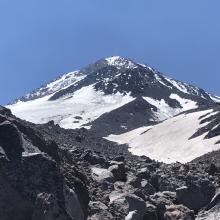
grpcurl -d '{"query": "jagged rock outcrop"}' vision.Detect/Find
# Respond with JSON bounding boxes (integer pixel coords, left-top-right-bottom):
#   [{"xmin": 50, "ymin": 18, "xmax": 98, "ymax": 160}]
[{"xmin": 0, "ymin": 108, "xmax": 89, "ymax": 220}]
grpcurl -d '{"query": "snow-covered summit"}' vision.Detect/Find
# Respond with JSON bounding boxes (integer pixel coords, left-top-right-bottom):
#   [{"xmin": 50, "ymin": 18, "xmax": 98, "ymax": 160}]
[{"xmin": 104, "ymin": 56, "xmax": 137, "ymax": 69}]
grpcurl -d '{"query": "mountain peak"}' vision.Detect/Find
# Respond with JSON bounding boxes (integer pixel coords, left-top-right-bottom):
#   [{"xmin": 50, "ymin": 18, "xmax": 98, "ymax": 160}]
[
  {"xmin": 8, "ymin": 56, "xmax": 220, "ymax": 135},
  {"xmin": 104, "ymin": 56, "xmax": 137, "ymax": 68},
  {"xmin": 81, "ymin": 56, "xmax": 138, "ymax": 74}
]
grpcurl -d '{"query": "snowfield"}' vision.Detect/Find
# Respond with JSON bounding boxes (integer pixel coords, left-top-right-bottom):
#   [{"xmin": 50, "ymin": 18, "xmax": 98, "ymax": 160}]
[
  {"xmin": 105, "ymin": 126, "xmax": 153, "ymax": 145},
  {"xmin": 8, "ymin": 85, "xmax": 134, "ymax": 129},
  {"xmin": 143, "ymin": 94, "xmax": 197, "ymax": 121},
  {"xmin": 106, "ymin": 109, "xmax": 220, "ymax": 163}
]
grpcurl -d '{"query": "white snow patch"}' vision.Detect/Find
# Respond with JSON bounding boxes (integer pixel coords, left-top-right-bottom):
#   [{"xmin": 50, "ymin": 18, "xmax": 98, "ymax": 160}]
[
  {"xmin": 212, "ymin": 124, "xmax": 219, "ymax": 131},
  {"xmin": 22, "ymin": 152, "xmax": 41, "ymax": 157},
  {"xmin": 154, "ymin": 74, "xmax": 172, "ymax": 89},
  {"xmin": 105, "ymin": 56, "xmax": 136, "ymax": 69},
  {"xmin": 164, "ymin": 77, "xmax": 191, "ymax": 94},
  {"xmin": 127, "ymin": 109, "xmax": 220, "ymax": 163},
  {"xmin": 143, "ymin": 97, "xmax": 181, "ymax": 121},
  {"xmin": 142, "ymin": 94, "xmax": 197, "ymax": 121},
  {"xmin": 125, "ymin": 211, "xmax": 138, "ymax": 220},
  {"xmin": 170, "ymin": 93, "xmax": 198, "ymax": 111},
  {"xmin": 105, "ymin": 56, "xmax": 121, "ymax": 64},
  {"xmin": 46, "ymin": 71, "xmax": 84, "ymax": 92},
  {"xmin": 21, "ymin": 71, "xmax": 85, "ymax": 101},
  {"xmin": 8, "ymin": 85, "xmax": 134, "ymax": 129},
  {"xmin": 210, "ymin": 94, "xmax": 220, "ymax": 103},
  {"xmin": 91, "ymin": 167, "xmax": 112, "ymax": 177}
]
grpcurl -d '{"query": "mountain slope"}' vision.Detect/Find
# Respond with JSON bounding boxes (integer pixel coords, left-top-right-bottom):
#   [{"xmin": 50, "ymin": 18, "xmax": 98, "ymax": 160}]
[
  {"xmin": 0, "ymin": 106, "xmax": 219, "ymax": 220},
  {"xmin": 8, "ymin": 56, "xmax": 219, "ymax": 136}
]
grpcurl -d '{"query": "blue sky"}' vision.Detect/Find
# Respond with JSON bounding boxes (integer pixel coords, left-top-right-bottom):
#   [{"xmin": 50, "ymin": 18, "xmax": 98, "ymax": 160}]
[{"xmin": 0, "ymin": 0, "xmax": 220, "ymax": 104}]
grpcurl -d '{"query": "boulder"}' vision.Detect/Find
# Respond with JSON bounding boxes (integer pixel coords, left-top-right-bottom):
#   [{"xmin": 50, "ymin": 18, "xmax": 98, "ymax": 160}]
[
  {"xmin": 137, "ymin": 167, "xmax": 150, "ymax": 180},
  {"xmin": 150, "ymin": 192, "xmax": 176, "ymax": 220},
  {"xmin": 164, "ymin": 205, "xmax": 194, "ymax": 220},
  {"xmin": 0, "ymin": 150, "xmax": 87, "ymax": 220},
  {"xmin": 126, "ymin": 173, "xmax": 141, "ymax": 188},
  {"xmin": 91, "ymin": 167, "xmax": 115, "ymax": 183},
  {"xmin": 64, "ymin": 185, "xmax": 85, "ymax": 220},
  {"xmin": 150, "ymin": 174, "xmax": 160, "ymax": 191},
  {"xmin": 158, "ymin": 176, "xmax": 179, "ymax": 192},
  {"xmin": 176, "ymin": 179, "xmax": 215, "ymax": 211},
  {"xmin": 89, "ymin": 201, "xmax": 108, "ymax": 214},
  {"xmin": 108, "ymin": 162, "xmax": 127, "ymax": 182},
  {"xmin": 143, "ymin": 203, "xmax": 158, "ymax": 220},
  {"xmin": 110, "ymin": 193, "xmax": 146, "ymax": 219},
  {"xmin": 88, "ymin": 201, "xmax": 113, "ymax": 219},
  {"xmin": 0, "ymin": 121, "xmax": 24, "ymax": 160},
  {"xmin": 126, "ymin": 194, "xmax": 146, "ymax": 215},
  {"xmin": 141, "ymin": 180, "xmax": 156, "ymax": 196}
]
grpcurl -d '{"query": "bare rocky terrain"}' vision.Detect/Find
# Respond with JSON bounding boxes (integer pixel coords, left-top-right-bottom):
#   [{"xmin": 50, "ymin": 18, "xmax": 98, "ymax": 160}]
[{"xmin": 0, "ymin": 105, "xmax": 220, "ymax": 220}]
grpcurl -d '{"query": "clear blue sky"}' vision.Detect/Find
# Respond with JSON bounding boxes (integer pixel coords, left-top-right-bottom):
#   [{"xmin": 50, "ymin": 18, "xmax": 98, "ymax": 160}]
[{"xmin": 0, "ymin": 0, "xmax": 220, "ymax": 104}]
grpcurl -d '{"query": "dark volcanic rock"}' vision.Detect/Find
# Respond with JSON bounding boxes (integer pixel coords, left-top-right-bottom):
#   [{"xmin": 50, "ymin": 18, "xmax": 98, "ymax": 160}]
[
  {"xmin": 144, "ymin": 203, "xmax": 158, "ymax": 220},
  {"xmin": 141, "ymin": 180, "xmax": 156, "ymax": 196},
  {"xmin": 0, "ymin": 121, "xmax": 24, "ymax": 160},
  {"xmin": 0, "ymin": 114, "xmax": 89, "ymax": 220},
  {"xmin": 206, "ymin": 163, "xmax": 218, "ymax": 175},
  {"xmin": 176, "ymin": 180, "xmax": 215, "ymax": 212},
  {"xmin": 108, "ymin": 161, "xmax": 127, "ymax": 181},
  {"xmin": 89, "ymin": 97, "xmax": 157, "ymax": 136},
  {"xmin": 150, "ymin": 191, "xmax": 176, "ymax": 220},
  {"xmin": 0, "ymin": 106, "xmax": 12, "ymax": 116}
]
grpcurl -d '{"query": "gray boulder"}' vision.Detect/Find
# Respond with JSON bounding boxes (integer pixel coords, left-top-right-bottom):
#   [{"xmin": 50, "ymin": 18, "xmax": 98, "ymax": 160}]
[
  {"xmin": 91, "ymin": 166, "xmax": 115, "ymax": 183},
  {"xmin": 176, "ymin": 180, "xmax": 215, "ymax": 211},
  {"xmin": 137, "ymin": 167, "xmax": 150, "ymax": 180},
  {"xmin": 108, "ymin": 161, "xmax": 127, "ymax": 182},
  {"xmin": 141, "ymin": 180, "xmax": 156, "ymax": 196},
  {"xmin": 150, "ymin": 191, "xmax": 176, "ymax": 220},
  {"xmin": 164, "ymin": 205, "xmax": 194, "ymax": 220},
  {"xmin": 110, "ymin": 193, "xmax": 146, "ymax": 219},
  {"xmin": 88, "ymin": 201, "xmax": 113, "ymax": 219},
  {"xmin": 143, "ymin": 203, "xmax": 158, "ymax": 220},
  {"xmin": 0, "ymin": 121, "xmax": 24, "ymax": 160},
  {"xmin": 64, "ymin": 185, "xmax": 85, "ymax": 220}
]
